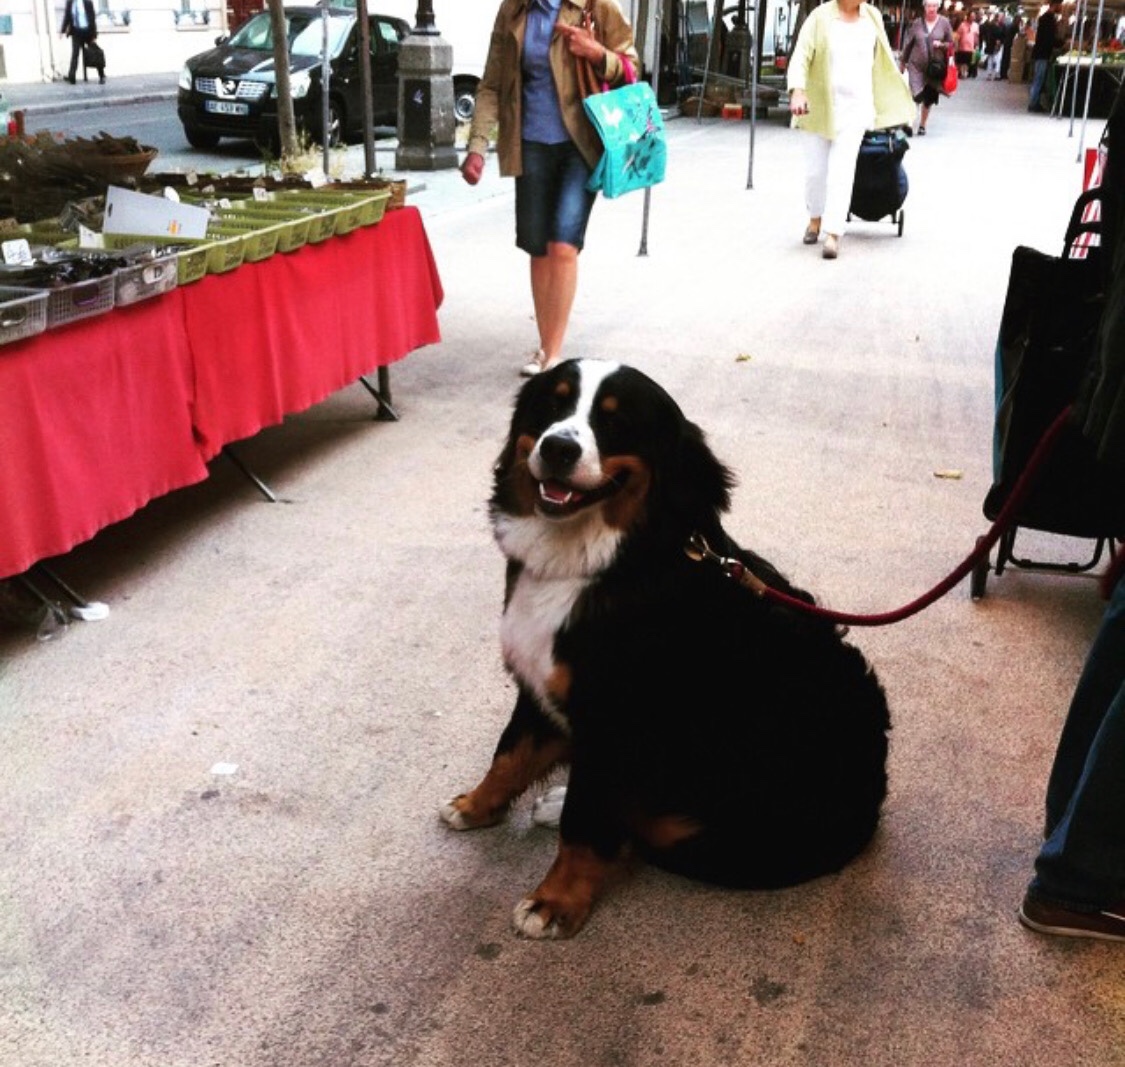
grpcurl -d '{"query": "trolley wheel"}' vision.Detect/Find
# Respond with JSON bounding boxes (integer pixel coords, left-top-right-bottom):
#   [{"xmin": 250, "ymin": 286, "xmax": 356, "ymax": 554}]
[
  {"xmin": 970, "ymin": 536, "xmax": 990, "ymax": 600},
  {"xmin": 897, "ymin": 209, "xmax": 904, "ymax": 236}
]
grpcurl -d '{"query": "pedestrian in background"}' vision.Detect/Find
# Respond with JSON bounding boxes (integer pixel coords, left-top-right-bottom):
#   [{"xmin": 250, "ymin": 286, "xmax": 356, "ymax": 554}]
[
  {"xmin": 981, "ymin": 12, "xmax": 1004, "ymax": 80},
  {"xmin": 786, "ymin": 0, "xmax": 914, "ymax": 260},
  {"xmin": 61, "ymin": 0, "xmax": 102, "ymax": 85},
  {"xmin": 461, "ymin": 0, "xmax": 638, "ymax": 378},
  {"xmin": 954, "ymin": 10, "xmax": 979, "ymax": 78},
  {"xmin": 1029, "ymin": 0, "xmax": 1064, "ymax": 112},
  {"xmin": 899, "ymin": 0, "xmax": 955, "ymax": 136}
]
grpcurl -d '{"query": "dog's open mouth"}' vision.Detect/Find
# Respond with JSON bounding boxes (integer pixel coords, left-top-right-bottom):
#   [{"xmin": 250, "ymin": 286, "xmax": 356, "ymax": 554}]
[{"xmin": 537, "ymin": 476, "xmax": 621, "ymax": 517}]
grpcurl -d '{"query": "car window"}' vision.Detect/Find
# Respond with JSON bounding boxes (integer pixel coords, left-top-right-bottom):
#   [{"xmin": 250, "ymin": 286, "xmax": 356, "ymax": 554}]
[
  {"xmin": 372, "ymin": 17, "xmax": 403, "ymax": 56},
  {"xmin": 227, "ymin": 11, "xmax": 316, "ymax": 50},
  {"xmin": 290, "ymin": 14, "xmax": 355, "ymax": 57}
]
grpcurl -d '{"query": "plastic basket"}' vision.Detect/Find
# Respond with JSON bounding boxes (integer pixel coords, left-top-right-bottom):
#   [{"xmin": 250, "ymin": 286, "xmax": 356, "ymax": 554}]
[
  {"xmin": 352, "ymin": 189, "xmax": 391, "ymax": 226},
  {"xmin": 113, "ymin": 250, "xmax": 180, "ymax": 306},
  {"xmin": 0, "ymin": 286, "xmax": 49, "ymax": 346},
  {"xmin": 201, "ymin": 231, "xmax": 246, "ymax": 274},
  {"xmin": 100, "ymin": 233, "xmax": 210, "ymax": 285},
  {"xmin": 209, "ymin": 220, "xmax": 280, "ymax": 264},
  {"xmin": 41, "ymin": 275, "xmax": 116, "ymax": 328},
  {"xmin": 226, "ymin": 207, "xmax": 311, "ymax": 253},
  {"xmin": 273, "ymin": 192, "xmax": 360, "ymax": 236}
]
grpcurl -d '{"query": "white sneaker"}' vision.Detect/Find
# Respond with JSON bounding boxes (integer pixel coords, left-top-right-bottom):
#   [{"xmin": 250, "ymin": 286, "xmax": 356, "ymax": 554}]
[{"xmin": 520, "ymin": 348, "xmax": 549, "ymax": 377}]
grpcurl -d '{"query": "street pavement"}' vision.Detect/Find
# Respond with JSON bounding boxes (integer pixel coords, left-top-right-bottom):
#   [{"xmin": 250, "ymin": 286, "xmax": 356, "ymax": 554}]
[{"xmin": 2, "ymin": 70, "xmax": 1123, "ymax": 1067}]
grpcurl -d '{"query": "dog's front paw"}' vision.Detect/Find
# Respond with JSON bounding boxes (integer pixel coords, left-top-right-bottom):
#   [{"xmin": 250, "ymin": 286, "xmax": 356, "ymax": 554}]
[
  {"xmin": 512, "ymin": 894, "xmax": 590, "ymax": 940},
  {"xmin": 438, "ymin": 794, "xmax": 506, "ymax": 831}
]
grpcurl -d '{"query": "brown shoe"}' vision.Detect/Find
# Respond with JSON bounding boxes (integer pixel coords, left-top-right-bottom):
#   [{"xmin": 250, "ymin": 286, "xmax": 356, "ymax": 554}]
[
  {"xmin": 822, "ymin": 234, "xmax": 839, "ymax": 260},
  {"xmin": 1019, "ymin": 892, "xmax": 1125, "ymax": 943},
  {"xmin": 802, "ymin": 223, "xmax": 820, "ymax": 245}
]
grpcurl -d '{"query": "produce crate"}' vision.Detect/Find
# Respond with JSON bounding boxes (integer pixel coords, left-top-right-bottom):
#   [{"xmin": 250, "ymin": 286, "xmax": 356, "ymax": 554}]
[
  {"xmin": 0, "ymin": 286, "xmax": 49, "ymax": 346},
  {"xmin": 209, "ymin": 219, "xmax": 281, "ymax": 264},
  {"xmin": 100, "ymin": 233, "xmax": 210, "ymax": 286},
  {"xmin": 112, "ymin": 248, "xmax": 180, "ymax": 306},
  {"xmin": 274, "ymin": 192, "xmax": 363, "ymax": 236},
  {"xmin": 40, "ymin": 274, "xmax": 116, "ymax": 329},
  {"xmin": 225, "ymin": 207, "xmax": 311, "ymax": 253},
  {"xmin": 341, "ymin": 189, "xmax": 391, "ymax": 226},
  {"xmin": 201, "ymin": 231, "xmax": 246, "ymax": 274}
]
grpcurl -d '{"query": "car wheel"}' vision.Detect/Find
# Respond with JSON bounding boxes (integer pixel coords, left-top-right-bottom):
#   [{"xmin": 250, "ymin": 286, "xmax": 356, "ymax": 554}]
[
  {"xmin": 183, "ymin": 124, "xmax": 220, "ymax": 149},
  {"xmin": 453, "ymin": 78, "xmax": 477, "ymax": 124}
]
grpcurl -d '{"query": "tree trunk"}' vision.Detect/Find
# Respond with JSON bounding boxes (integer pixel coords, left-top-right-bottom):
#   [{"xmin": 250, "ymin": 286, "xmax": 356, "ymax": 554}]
[{"xmin": 267, "ymin": 0, "xmax": 299, "ymax": 163}]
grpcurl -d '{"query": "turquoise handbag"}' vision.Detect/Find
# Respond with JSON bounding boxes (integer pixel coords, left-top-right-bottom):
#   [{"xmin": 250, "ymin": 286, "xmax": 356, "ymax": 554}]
[{"xmin": 583, "ymin": 59, "xmax": 667, "ymax": 199}]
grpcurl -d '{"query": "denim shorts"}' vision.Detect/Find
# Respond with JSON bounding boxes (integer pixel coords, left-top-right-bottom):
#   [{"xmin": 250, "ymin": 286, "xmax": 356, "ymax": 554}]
[{"xmin": 515, "ymin": 140, "xmax": 597, "ymax": 256}]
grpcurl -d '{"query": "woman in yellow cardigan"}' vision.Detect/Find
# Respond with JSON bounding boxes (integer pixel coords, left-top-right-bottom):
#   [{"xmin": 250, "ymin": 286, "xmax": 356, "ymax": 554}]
[{"xmin": 786, "ymin": 0, "xmax": 914, "ymax": 259}]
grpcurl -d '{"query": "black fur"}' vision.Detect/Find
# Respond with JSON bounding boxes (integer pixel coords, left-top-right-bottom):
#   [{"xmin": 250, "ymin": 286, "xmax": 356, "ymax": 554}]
[{"xmin": 455, "ymin": 360, "xmax": 890, "ymax": 933}]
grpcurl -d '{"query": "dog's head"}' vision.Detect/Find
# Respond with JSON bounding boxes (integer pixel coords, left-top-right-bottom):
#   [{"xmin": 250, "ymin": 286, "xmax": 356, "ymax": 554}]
[{"xmin": 490, "ymin": 360, "xmax": 734, "ymax": 577}]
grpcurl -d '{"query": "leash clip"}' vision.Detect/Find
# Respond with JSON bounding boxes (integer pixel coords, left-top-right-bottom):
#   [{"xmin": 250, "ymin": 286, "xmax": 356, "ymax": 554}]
[{"xmin": 684, "ymin": 532, "xmax": 766, "ymax": 596}]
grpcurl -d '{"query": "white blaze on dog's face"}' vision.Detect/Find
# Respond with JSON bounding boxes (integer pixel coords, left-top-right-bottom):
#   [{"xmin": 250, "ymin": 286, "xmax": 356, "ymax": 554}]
[{"xmin": 491, "ymin": 360, "xmax": 656, "ymax": 581}]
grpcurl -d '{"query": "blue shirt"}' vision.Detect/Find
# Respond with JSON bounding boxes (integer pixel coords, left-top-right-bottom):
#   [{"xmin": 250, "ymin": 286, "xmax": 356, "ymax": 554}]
[{"xmin": 522, "ymin": 0, "xmax": 569, "ymax": 144}]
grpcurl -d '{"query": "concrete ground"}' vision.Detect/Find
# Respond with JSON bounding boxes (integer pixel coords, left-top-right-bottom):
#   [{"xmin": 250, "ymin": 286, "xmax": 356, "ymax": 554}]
[{"xmin": 2, "ymin": 75, "xmax": 1123, "ymax": 1066}]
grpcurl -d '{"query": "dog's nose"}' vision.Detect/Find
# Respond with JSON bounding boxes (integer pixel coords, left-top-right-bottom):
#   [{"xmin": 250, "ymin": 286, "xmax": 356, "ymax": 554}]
[{"xmin": 538, "ymin": 433, "xmax": 582, "ymax": 472}]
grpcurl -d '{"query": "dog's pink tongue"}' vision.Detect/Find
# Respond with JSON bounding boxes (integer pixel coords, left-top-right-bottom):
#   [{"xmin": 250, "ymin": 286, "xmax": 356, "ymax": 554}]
[{"xmin": 541, "ymin": 481, "xmax": 582, "ymax": 505}]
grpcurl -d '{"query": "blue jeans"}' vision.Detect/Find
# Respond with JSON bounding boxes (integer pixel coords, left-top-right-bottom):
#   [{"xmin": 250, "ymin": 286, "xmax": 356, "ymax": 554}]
[
  {"xmin": 1028, "ymin": 58, "xmax": 1049, "ymax": 109},
  {"xmin": 1030, "ymin": 576, "xmax": 1125, "ymax": 910},
  {"xmin": 515, "ymin": 140, "xmax": 596, "ymax": 257}
]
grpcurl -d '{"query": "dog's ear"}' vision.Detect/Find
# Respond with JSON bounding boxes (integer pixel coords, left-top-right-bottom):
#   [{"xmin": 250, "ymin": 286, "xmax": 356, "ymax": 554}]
[{"xmin": 670, "ymin": 419, "xmax": 735, "ymax": 522}]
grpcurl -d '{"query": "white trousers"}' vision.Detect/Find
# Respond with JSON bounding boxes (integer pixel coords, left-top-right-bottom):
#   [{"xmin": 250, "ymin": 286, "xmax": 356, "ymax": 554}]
[{"xmin": 803, "ymin": 124, "xmax": 867, "ymax": 237}]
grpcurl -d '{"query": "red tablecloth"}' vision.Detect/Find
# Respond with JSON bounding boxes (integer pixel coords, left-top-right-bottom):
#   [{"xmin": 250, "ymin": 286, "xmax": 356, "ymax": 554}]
[
  {"xmin": 187, "ymin": 206, "xmax": 443, "ymax": 460},
  {"xmin": 0, "ymin": 207, "xmax": 443, "ymax": 580}
]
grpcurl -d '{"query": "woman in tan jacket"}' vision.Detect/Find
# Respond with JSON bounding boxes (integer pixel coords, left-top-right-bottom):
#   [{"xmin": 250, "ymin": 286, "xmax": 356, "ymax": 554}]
[{"xmin": 461, "ymin": 0, "xmax": 638, "ymax": 376}]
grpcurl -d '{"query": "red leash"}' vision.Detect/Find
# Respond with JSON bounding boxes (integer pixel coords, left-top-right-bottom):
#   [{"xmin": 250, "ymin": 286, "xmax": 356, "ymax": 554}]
[{"xmin": 686, "ymin": 405, "xmax": 1075, "ymax": 627}]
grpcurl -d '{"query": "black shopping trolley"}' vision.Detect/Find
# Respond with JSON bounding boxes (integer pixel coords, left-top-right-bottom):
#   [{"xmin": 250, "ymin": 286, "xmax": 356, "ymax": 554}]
[
  {"xmin": 847, "ymin": 128, "xmax": 909, "ymax": 236},
  {"xmin": 970, "ymin": 186, "xmax": 1123, "ymax": 599}
]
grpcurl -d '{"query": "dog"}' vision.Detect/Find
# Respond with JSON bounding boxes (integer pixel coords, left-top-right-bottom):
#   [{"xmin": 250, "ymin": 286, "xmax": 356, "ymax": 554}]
[{"xmin": 440, "ymin": 360, "xmax": 890, "ymax": 939}]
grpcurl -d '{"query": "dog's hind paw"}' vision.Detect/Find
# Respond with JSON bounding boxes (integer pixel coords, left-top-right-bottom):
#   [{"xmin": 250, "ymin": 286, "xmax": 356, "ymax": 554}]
[{"xmin": 531, "ymin": 785, "xmax": 567, "ymax": 828}]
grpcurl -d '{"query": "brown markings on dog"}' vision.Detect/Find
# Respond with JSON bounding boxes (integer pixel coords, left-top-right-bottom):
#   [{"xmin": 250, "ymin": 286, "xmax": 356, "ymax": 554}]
[
  {"xmin": 545, "ymin": 662, "xmax": 572, "ymax": 707},
  {"xmin": 505, "ymin": 434, "xmax": 540, "ymax": 516},
  {"xmin": 600, "ymin": 456, "xmax": 651, "ymax": 532},
  {"xmin": 632, "ymin": 813, "xmax": 705, "ymax": 849},
  {"xmin": 448, "ymin": 734, "xmax": 569, "ymax": 828},
  {"xmin": 523, "ymin": 841, "xmax": 615, "ymax": 938}
]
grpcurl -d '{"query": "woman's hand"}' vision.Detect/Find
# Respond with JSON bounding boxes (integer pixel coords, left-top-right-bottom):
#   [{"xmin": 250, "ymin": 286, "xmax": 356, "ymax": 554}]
[
  {"xmin": 461, "ymin": 151, "xmax": 484, "ymax": 186},
  {"xmin": 555, "ymin": 22, "xmax": 607, "ymax": 68},
  {"xmin": 789, "ymin": 88, "xmax": 810, "ymax": 116}
]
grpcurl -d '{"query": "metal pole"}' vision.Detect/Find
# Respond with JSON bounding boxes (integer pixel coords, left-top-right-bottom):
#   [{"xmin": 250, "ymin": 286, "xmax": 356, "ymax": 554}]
[
  {"xmin": 638, "ymin": 6, "xmax": 662, "ymax": 256},
  {"xmin": 746, "ymin": 1, "xmax": 758, "ymax": 189},
  {"xmin": 321, "ymin": 0, "xmax": 331, "ymax": 175},
  {"xmin": 1063, "ymin": 0, "xmax": 1083, "ymax": 130},
  {"xmin": 1077, "ymin": 0, "xmax": 1105, "ymax": 162}
]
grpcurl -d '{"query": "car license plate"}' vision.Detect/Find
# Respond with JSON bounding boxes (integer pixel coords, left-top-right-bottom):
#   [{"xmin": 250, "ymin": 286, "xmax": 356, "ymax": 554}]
[{"xmin": 205, "ymin": 100, "xmax": 249, "ymax": 116}]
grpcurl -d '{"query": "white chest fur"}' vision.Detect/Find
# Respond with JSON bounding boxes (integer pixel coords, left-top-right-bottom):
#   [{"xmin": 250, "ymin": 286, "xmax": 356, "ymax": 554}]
[{"xmin": 500, "ymin": 570, "xmax": 589, "ymax": 715}]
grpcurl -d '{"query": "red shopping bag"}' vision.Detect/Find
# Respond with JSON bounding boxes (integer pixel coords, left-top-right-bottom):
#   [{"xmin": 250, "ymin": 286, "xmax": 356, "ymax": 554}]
[{"xmin": 942, "ymin": 55, "xmax": 959, "ymax": 95}]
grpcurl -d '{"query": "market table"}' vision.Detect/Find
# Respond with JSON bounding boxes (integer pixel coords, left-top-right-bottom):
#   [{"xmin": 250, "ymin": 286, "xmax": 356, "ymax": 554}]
[{"xmin": 0, "ymin": 205, "xmax": 443, "ymax": 581}]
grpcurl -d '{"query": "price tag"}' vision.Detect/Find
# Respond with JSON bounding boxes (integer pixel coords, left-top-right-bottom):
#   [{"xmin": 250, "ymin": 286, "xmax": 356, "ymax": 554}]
[
  {"xmin": 78, "ymin": 224, "xmax": 103, "ymax": 248},
  {"xmin": 252, "ymin": 187, "xmax": 270, "ymax": 202},
  {"xmin": 1, "ymin": 238, "xmax": 31, "ymax": 266}
]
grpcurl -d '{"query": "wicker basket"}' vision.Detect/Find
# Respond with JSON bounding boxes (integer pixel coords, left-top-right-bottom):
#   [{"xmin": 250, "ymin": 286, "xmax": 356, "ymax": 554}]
[{"xmin": 70, "ymin": 147, "xmax": 159, "ymax": 183}]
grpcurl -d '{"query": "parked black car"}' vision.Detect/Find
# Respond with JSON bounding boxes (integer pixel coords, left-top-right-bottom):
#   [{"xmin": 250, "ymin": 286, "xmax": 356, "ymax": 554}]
[{"xmin": 177, "ymin": 7, "xmax": 409, "ymax": 151}]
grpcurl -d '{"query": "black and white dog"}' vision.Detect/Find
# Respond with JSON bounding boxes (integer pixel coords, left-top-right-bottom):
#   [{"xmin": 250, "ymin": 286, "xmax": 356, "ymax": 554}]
[{"xmin": 441, "ymin": 360, "xmax": 890, "ymax": 939}]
